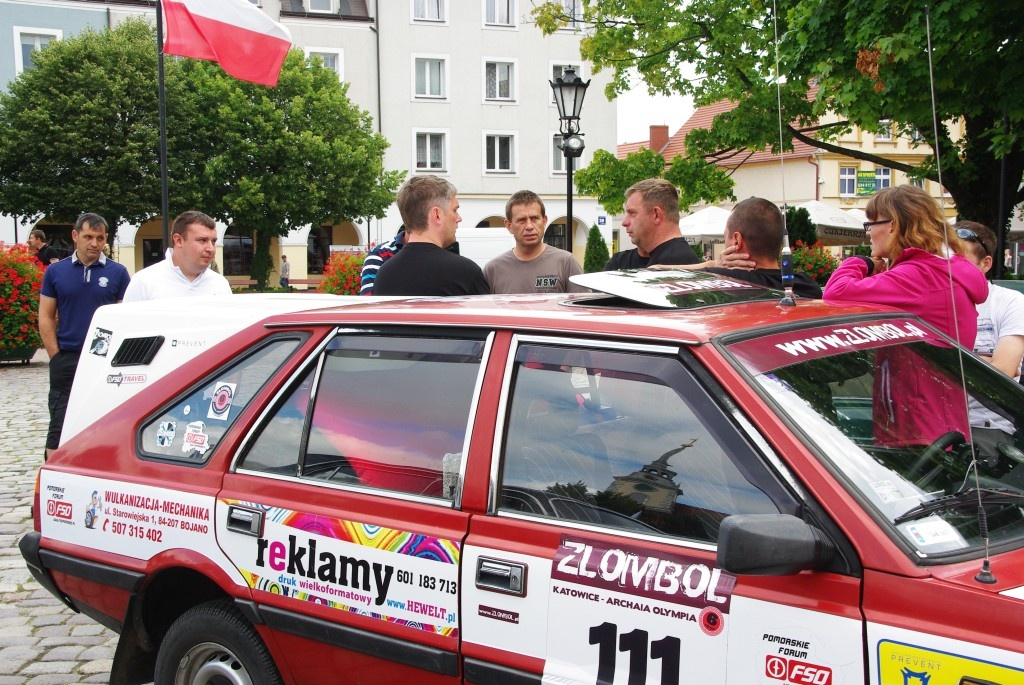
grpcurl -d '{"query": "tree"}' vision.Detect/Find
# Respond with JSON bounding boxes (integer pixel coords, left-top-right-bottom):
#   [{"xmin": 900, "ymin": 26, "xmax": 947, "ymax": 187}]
[
  {"xmin": 583, "ymin": 224, "xmax": 609, "ymax": 272},
  {"xmin": 0, "ymin": 18, "xmax": 169, "ymax": 233},
  {"xmin": 172, "ymin": 52, "xmax": 404, "ymax": 288},
  {"xmin": 785, "ymin": 206, "xmax": 817, "ymax": 246},
  {"xmin": 533, "ymin": 1, "xmax": 1024, "ymax": 235}
]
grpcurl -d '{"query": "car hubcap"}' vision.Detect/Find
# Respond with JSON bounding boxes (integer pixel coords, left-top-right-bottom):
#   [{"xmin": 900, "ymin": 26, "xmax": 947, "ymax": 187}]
[{"xmin": 176, "ymin": 642, "xmax": 253, "ymax": 685}]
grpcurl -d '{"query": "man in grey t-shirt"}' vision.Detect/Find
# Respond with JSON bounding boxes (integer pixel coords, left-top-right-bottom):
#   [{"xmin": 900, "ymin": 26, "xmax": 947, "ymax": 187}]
[{"xmin": 484, "ymin": 190, "xmax": 587, "ymax": 294}]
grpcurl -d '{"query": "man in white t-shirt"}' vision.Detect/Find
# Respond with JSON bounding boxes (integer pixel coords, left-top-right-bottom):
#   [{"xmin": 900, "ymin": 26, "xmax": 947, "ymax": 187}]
[
  {"xmin": 484, "ymin": 190, "xmax": 587, "ymax": 294},
  {"xmin": 957, "ymin": 220, "xmax": 1024, "ymax": 463},
  {"xmin": 124, "ymin": 211, "xmax": 233, "ymax": 301}
]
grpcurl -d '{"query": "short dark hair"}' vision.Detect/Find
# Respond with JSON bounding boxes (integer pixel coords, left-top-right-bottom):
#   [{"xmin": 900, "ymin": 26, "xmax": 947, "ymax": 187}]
[
  {"xmin": 396, "ymin": 175, "xmax": 456, "ymax": 231},
  {"xmin": 29, "ymin": 228, "xmax": 46, "ymax": 241},
  {"xmin": 954, "ymin": 219, "xmax": 996, "ymax": 261},
  {"xmin": 505, "ymin": 190, "xmax": 546, "ymax": 220},
  {"xmin": 624, "ymin": 179, "xmax": 680, "ymax": 222},
  {"xmin": 75, "ymin": 212, "xmax": 108, "ymax": 233},
  {"xmin": 725, "ymin": 197, "xmax": 784, "ymax": 260},
  {"xmin": 172, "ymin": 210, "xmax": 216, "ymax": 238}
]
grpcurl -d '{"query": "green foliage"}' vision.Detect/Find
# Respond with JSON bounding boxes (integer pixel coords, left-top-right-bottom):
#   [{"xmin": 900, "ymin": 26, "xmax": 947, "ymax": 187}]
[
  {"xmin": 791, "ymin": 240, "xmax": 840, "ymax": 286},
  {"xmin": 172, "ymin": 51, "xmax": 404, "ymax": 288},
  {"xmin": 0, "ymin": 18, "xmax": 166, "ymax": 233},
  {"xmin": 583, "ymin": 225, "xmax": 610, "ymax": 272},
  {"xmin": 574, "ymin": 148, "xmax": 667, "ymax": 214},
  {"xmin": 785, "ymin": 207, "xmax": 817, "ymax": 246},
  {"xmin": 0, "ymin": 22, "xmax": 404, "ymax": 290},
  {"xmin": 532, "ymin": 0, "xmax": 1024, "ymax": 235},
  {"xmin": 318, "ymin": 251, "xmax": 366, "ymax": 295},
  {"xmin": 0, "ymin": 243, "xmax": 43, "ymax": 351}
]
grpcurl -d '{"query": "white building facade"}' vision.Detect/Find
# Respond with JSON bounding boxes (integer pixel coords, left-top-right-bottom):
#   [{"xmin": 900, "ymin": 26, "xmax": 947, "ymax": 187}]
[{"xmin": 0, "ymin": 0, "xmax": 617, "ymax": 278}]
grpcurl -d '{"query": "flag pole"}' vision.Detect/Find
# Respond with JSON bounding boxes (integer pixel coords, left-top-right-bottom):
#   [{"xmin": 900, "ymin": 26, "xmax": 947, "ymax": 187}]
[{"xmin": 155, "ymin": 0, "xmax": 170, "ymax": 250}]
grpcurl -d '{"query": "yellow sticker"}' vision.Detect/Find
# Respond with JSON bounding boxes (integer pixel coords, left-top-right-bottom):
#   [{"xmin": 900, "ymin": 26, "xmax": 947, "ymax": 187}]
[{"xmin": 878, "ymin": 640, "xmax": 1023, "ymax": 685}]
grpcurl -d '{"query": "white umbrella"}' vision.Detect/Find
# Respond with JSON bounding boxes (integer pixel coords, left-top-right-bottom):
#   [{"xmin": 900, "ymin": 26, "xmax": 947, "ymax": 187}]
[
  {"xmin": 795, "ymin": 200, "xmax": 866, "ymax": 246},
  {"xmin": 679, "ymin": 206, "xmax": 731, "ymax": 244}
]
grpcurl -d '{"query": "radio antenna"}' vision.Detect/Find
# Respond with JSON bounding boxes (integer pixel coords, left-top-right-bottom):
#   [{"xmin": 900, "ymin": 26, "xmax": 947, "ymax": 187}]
[{"xmin": 772, "ymin": 0, "xmax": 795, "ymax": 307}]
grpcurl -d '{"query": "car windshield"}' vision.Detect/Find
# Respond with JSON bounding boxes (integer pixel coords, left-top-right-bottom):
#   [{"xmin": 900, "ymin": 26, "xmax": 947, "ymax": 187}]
[{"xmin": 725, "ymin": 317, "xmax": 1024, "ymax": 559}]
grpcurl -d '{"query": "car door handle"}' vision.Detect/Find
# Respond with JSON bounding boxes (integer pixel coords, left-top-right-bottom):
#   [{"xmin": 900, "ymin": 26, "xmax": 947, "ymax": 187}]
[
  {"xmin": 226, "ymin": 506, "xmax": 263, "ymax": 536},
  {"xmin": 475, "ymin": 557, "xmax": 527, "ymax": 597}
]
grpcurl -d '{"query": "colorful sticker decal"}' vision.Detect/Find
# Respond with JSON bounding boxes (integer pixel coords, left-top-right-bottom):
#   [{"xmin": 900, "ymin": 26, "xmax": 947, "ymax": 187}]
[
  {"xmin": 219, "ymin": 500, "xmax": 461, "ymax": 638},
  {"xmin": 106, "ymin": 372, "xmax": 147, "ymax": 386},
  {"xmin": 900, "ymin": 520, "xmax": 961, "ymax": 547},
  {"xmin": 207, "ymin": 382, "xmax": 236, "ymax": 421},
  {"xmin": 544, "ymin": 535, "xmax": 736, "ymax": 685},
  {"xmin": 182, "ymin": 421, "xmax": 209, "ymax": 454},
  {"xmin": 40, "ymin": 474, "xmax": 215, "ymax": 556},
  {"xmin": 728, "ymin": 319, "xmax": 936, "ymax": 375},
  {"xmin": 156, "ymin": 421, "xmax": 176, "ymax": 447},
  {"xmin": 878, "ymin": 640, "xmax": 1024, "ymax": 684},
  {"xmin": 88, "ymin": 327, "xmax": 112, "ymax": 357}
]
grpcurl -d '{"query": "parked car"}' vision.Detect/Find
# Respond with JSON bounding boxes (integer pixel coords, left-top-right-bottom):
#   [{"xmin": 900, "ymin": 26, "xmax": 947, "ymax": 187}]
[{"xmin": 21, "ymin": 269, "xmax": 1024, "ymax": 685}]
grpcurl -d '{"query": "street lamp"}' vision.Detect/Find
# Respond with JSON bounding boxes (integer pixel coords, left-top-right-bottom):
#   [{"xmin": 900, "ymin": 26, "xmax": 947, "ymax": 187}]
[{"xmin": 550, "ymin": 67, "xmax": 590, "ymax": 250}]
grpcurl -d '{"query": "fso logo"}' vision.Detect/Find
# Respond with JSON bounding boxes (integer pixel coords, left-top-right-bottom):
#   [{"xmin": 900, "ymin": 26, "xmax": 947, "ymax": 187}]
[
  {"xmin": 765, "ymin": 655, "xmax": 832, "ymax": 685},
  {"xmin": 46, "ymin": 499, "xmax": 73, "ymax": 520}
]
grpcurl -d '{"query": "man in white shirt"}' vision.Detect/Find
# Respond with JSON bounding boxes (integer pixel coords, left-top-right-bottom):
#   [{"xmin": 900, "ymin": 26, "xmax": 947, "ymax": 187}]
[{"xmin": 124, "ymin": 211, "xmax": 232, "ymax": 301}]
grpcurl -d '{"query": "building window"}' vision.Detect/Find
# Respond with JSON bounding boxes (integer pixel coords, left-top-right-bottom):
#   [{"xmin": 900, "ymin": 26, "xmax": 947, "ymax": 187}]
[
  {"xmin": 839, "ymin": 167, "xmax": 857, "ymax": 197},
  {"xmin": 485, "ymin": 0, "xmax": 514, "ymax": 26},
  {"xmin": 14, "ymin": 28, "xmax": 61, "ymax": 74},
  {"xmin": 875, "ymin": 167, "xmax": 891, "ymax": 190},
  {"xmin": 309, "ymin": 0, "xmax": 333, "ymax": 11},
  {"xmin": 876, "ymin": 119, "xmax": 892, "ymax": 142},
  {"xmin": 911, "ymin": 177, "xmax": 925, "ymax": 189},
  {"xmin": 910, "ymin": 127, "xmax": 925, "ymax": 143},
  {"xmin": 551, "ymin": 62, "xmax": 582, "ymax": 102},
  {"xmin": 416, "ymin": 131, "xmax": 447, "ymax": 171},
  {"xmin": 552, "ymin": 133, "xmax": 566, "ymax": 174},
  {"xmin": 560, "ymin": 0, "xmax": 581, "ymax": 27},
  {"xmin": 413, "ymin": 56, "xmax": 446, "ymax": 98},
  {"xmin": 222, "ymin": 227, "xmax": 253, "ymax": 277},
  {"xmin": 306, "ymin": 49, "xmax": 343, "ymax": 80},
  {"xmin": 484, "ymin": 133, "xmax": 516, "ymax": 173},
  {"xmin": 485, "ymin": 60, "xmax": 515, "ymax": 101},
  {"xmin": 413, "ymin": 0, "xmax": 445, "ymax": 21}
]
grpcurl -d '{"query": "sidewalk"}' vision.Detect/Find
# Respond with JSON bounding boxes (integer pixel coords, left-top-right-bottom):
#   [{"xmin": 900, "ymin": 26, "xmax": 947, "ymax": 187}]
[{"xmin": 0, "ymin": 350, "xmax": 117, "ymax": 684}]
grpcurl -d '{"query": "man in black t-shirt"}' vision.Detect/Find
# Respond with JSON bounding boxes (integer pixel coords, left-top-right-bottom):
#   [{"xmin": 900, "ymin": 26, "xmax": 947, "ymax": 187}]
[
  {"xmin": 374, "ymin": 176, "xmax": 489, "ymax": 297},
  {"xmin": 604, "ymin": 178, "xmax": 699, "ymax": 270},
  {"xmin": 28, "ymin": 229, "xmax": 59, "ymax": 267},
  {"xmin": 703, "ymin": 197, "xmax": 822, "ymax": 298}
]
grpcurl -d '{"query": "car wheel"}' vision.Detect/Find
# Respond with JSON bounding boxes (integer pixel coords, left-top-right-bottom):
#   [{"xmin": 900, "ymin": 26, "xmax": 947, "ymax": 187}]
[{"xmin": 154, "ymin": 600, "xmax": 283, "ymax": 685}]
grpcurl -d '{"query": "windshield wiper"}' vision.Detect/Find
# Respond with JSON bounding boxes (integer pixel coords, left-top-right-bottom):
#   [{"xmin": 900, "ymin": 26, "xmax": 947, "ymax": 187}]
[{"xmin": 894, "ymin": 488, "xmax": 1024, "ymax": 525}]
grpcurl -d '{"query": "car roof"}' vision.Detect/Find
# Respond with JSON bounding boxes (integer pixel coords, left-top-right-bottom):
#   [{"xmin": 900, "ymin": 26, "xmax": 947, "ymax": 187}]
[{"xmin": 263, "ymin": 270, "xmax": 896, "ymax": 345}]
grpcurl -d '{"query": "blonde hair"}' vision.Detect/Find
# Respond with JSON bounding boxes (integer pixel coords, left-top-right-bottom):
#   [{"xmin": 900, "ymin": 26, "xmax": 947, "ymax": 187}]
[{"xmin": 866, "ymin": 185, "xmax": 961, "ymax": 263}]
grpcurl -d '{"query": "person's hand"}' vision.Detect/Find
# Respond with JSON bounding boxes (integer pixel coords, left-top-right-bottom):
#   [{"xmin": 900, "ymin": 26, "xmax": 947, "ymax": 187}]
[
  {"xmin": 872, "ymin": 257, "xmax": 889, "ymax": 274},
  {"xmin": 717, "ymin": 244, "xmax": 754, "ymax": 270}
]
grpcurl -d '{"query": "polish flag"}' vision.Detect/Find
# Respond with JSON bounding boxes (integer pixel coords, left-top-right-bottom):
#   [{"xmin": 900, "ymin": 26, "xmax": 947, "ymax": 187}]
[{"xmin": 162, "ymin": 0, "xmax": 293, "ymax": 87}]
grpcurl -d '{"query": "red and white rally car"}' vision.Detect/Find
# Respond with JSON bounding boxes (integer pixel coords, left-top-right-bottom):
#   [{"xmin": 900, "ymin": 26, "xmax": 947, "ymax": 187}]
[{"xmin": 20, "ymin": 269, "xmax": 1024, "ymax": 685}]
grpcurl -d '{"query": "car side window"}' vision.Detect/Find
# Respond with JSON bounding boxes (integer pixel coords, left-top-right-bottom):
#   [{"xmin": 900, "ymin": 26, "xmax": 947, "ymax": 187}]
[
  {"xmin": 499, "ymin": 344, "xmax": 785, "ymax": 542},
  {"xmin": 139, "ymin": 337, "xmax": 304, "ymax": 464},
  {"xmin": 240, "ymin": 334, "xmax": 485, "ymax": 501}
]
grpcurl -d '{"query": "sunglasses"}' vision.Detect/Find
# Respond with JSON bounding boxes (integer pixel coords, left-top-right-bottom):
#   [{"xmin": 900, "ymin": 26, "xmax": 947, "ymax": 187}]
[
  {"xmin": 956, "ymin": 228, "xmax": 990, "ymax": 257},
  {"xmin": 863, "ymin": 219, "xmax": 891, "ymax": 230}
]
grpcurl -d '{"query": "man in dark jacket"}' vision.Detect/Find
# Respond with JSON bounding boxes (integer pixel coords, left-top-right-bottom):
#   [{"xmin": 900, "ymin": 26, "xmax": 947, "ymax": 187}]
[{"xmin": 604, "ymin": 178, "xmax": 700, "ymax": 270}]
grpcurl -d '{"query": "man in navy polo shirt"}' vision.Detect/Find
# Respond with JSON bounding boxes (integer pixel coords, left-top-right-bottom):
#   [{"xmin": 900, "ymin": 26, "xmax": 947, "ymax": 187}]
[{"xmin": 39, "ymin": 213, "xmax": 130, "ymax": 458}]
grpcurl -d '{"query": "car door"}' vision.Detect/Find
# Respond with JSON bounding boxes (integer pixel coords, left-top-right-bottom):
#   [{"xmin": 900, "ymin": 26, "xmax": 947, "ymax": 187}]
[
  {"xmin": 217, "ymin": 329, "xmax": 493, "ymax": 684},
  {"xmin": 460, "ymin": 335, "xmax": 865, "ymax": 685}
]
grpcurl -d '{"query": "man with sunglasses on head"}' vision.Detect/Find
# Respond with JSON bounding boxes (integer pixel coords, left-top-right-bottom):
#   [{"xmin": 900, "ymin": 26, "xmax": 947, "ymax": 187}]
[
  {"xmin": 956, "ymin": 220, "xmax": 1024, "ymax": 381},
  {"xmin": 956, "ymin": 220, "xmax": 1024, "ymax": 464}
]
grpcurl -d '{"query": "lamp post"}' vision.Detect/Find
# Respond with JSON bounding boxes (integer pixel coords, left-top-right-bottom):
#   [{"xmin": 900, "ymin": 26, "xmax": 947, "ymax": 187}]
[{"xmin": 550, "ymin": 67, "xmax": 590, "ymax": 250}]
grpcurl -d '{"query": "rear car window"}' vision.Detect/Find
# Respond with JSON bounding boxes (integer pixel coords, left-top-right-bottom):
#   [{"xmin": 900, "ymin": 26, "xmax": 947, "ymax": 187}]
[
  {"xmin": 239, "ymin": 334, "xmax": 486, "ymax": 501},
  {"xmin": 139, "ymin": 336, "xmax": 304, "ymax": 464}
]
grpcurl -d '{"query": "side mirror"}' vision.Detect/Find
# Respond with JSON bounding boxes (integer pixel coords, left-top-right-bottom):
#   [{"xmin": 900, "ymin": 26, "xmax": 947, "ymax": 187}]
[{"xmin": 717, "ymin": 514, "xmax": 835, "ymax": 575}]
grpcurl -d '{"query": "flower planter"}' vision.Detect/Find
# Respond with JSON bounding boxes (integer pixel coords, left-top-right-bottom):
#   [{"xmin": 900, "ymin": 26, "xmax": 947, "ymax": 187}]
[{"xmin": 0, "ymin": 346, "xmax": 38, "ymax": 364}]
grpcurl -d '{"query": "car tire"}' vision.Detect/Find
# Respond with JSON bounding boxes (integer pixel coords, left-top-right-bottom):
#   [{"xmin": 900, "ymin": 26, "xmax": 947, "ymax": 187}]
[{"xmin": 154, "ymin": 600, "xmax": 283, "ymax": 685}]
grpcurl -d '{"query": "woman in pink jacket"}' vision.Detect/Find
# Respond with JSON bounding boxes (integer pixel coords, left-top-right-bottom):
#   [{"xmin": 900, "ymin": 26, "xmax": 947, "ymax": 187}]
[{"xmin": 824, "ymin": 185, "xmax": 989, "ymax": 448}]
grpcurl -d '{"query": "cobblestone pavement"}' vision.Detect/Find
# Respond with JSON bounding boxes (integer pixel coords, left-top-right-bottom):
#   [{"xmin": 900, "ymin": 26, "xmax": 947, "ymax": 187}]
[{"xmin": 0, "ymin": 351, "xmax": 118, "ymax": 684}]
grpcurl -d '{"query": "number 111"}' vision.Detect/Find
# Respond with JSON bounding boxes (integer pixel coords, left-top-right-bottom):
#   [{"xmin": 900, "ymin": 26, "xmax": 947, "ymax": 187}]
[{"xmin": 589, "ymin": 621, "xmax": 681, "ymax": 685}]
